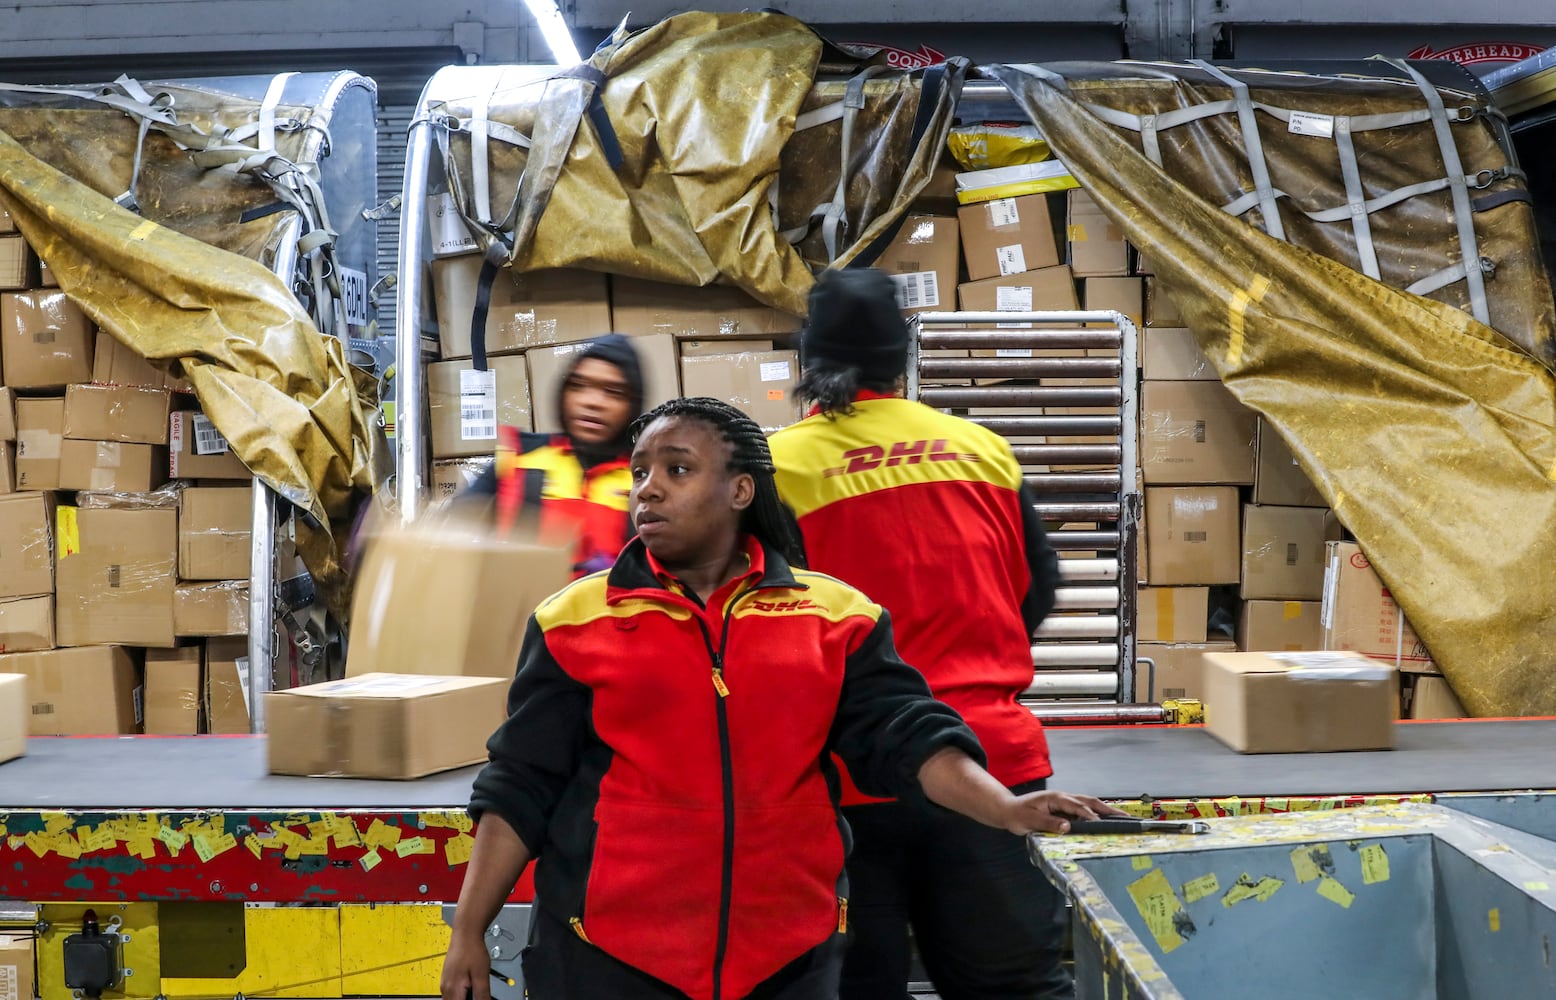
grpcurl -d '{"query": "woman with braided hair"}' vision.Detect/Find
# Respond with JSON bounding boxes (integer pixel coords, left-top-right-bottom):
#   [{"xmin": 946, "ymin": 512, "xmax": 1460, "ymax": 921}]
[{"xmin": 442, "ymin": 397, "xmax": 1114, "ymax": 1000}]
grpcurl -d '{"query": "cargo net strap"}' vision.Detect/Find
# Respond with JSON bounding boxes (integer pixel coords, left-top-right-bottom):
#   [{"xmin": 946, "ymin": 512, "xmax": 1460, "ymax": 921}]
[{"xmin": 1079, "ymin": 66, "xmax": 1520, "ymax": 325}]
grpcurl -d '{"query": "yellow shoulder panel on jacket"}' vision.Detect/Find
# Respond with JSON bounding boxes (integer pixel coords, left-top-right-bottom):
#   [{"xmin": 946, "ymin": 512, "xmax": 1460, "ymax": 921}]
[{"xmin": 535, "ymin": 573, "xmax": 694, "ymax": 629}]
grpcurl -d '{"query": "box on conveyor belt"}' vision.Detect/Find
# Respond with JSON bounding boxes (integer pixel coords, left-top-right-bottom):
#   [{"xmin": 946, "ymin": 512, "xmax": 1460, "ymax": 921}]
[
  {"xmin": 168, "ymin": 411, "xmax": 250, "ymax": 480},
  {"xmin": 1134, "ymin": 640, "xmax": 1234, "ymax": 702},
  {"xmin": 1240, "ymin": 504, "xmax": 1339, "ymax": 601},
  {"xmin": 872, "ymin": 214, "xmax": 962, "ymax": 315},
  {"xmin": 0, "ymin": 388, "xmax": 13, "ymax": 441},
  {"xmin": 1145, "ymin": 486, "xmax": 1240, "ymax": 585},
  {"xmin": 173, "ymin": 581, "xmax": 249, "ymax": 637},
  {"xmin": 144, "ymin": 645, "xmax": 201, "ymax": 736},
  {"xmin": 958, "ymin": 196, "xmax": 1059, "ymax": 281},
  {"xmin": 679, "ymin": 350, "xmax": 800, "ymax": 433},
  {"xmin": 1201, "ymin": 649, "xmax": 1397, "ymax": 753},
  {"xmin": 0, "ymin": 595, "xmax": 53, "ymax": 654},
  {"xmin": 0, "ymin": 645, "xmax": 141, "ymax": 735},
  {"xmin": 1408, "ymin": 675, "xmax": 1466, "ymax": 720},
  {"xmin": 427, "ymin": 355, "xmax": 531, "ymax": 460},
  {"xmin": 15, "ymin": 397, "xmax": 63, "ymax": 491},
  {"xmin": 1136, "ymin": 586, "xmax": 1209, "ymax": 643},
  {"xmin": 1145, "ymin": 276, "xmax": 1184, "ymax": 327},
  {"xmin": 0, "ymin": 932, "xmax": 35, "ymax": 1000},
  {"xmin": 58, "ymin": 439, "xmax": 169, "ymax": 493},
  {"xmin": 55, "ymin": 507, "xmax": 177, "ymax": 648},
  {"xmin": 1, "ymin": 290, "xmax": 95, "ymax": 389},
  {"xmin": 345, "ymin": 513, "xmax": 570, "ymax": 680},
  {"xmin": 1322, "ymin": 540, "xmax": 1436, "ymax": 674},
  {"xmin": 0, "ymin": 674, "xmax": 24, "ymax": 765},
  {"xmin": 433, "ymin": 256, "xmax": 612, "ymax": 359},
  {"xmin": 0, "ymin": 492, "xmax": 54, "ymax": 600},
  {"xmin": 679, "ymin": 339, "xmax": 774, "ymax": 357},
  {"xmin": 1066, "ymin": 190, "xmax": 1130, "ymax": 277},
  {"xmin": 205, "ymin": 637, "xmax": 251, "ymax": 734},
  {"xmin": 1253, "ymin": 418, "xmax": 1326, "ymax": 507},
  {"xmin": 609, "ymin": 276, "xmax": 799, "ymax": 340},
  {"xmin": 0, "ymin": 235, "xmax": 37, "ymax": 290},
  {"xmin": 92, "ymin": 332, "xmax": 191, "ymax": 392},
  {"xmin": 1239, "ymin": 600, "xmax": 1323, "ymax": 652},
  {"xmin": 1141, "ymin": 328, "xmax": 1216, "ymax": 381},
  {"xmin": 266, "ymin": 673, "xmax": 508, "ymax": 779},
  {"xmin": 1140, "ymin": 380, "xmax": 1257, "ymax": 485},
  {"xmin": 63, "ymin": 384, "xmax": 173, "ymax": 445},
  {"xmin": 528, "ymin": 334, "xmax": 680, "ymax": 434},
  {"xmin": 179, "ymin": 485, "xmax": 252, "ymax": 580},
  {"xmin": 430, "ymin": 458, "xmax": 493, "ymax": 508}
]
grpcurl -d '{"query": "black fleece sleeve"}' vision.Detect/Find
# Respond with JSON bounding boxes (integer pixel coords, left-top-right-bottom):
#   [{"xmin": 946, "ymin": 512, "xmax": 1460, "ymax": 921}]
[
  {"xmin": 1018, "ymin": 481, "xmax": 1061, "ymax": 635},
  {"xmin": 468, "ymin": 615, "xmax": 590, "ymax": 855},
  {"xmin": 828, "ymin": 611, "xmax": 986, "ymax": 800}
]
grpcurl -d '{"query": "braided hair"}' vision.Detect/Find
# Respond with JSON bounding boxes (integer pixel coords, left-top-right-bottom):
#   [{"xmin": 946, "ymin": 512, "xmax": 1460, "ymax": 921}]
[
  {"xmin": 630, "ymin": 397, "xmax": 809, "ymax": 570},
  {"xmin": 796, "ymin": 363, "xmax": 901, "ymax": 420}
]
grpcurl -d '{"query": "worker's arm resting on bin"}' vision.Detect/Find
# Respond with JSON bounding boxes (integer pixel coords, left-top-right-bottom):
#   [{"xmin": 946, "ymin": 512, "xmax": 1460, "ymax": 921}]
[
  {"xmin": 1018, "ymin": 482, "xmax": 1061, "ymax": 635},
  {"xmin": 827, "ymin": 610, "xmax": 1116, "ymax": 834}
]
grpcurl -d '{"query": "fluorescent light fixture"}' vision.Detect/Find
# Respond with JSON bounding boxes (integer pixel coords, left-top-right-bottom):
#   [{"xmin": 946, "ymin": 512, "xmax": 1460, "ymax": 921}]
[{"xmin": 523, "ymin": 0, "xmax": 583, "ymax": 66}]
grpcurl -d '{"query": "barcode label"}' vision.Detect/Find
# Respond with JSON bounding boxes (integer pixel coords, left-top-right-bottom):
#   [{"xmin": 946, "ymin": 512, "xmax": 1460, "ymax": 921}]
[
  {"xmin": 133, "ymin": 684, "xmax": 144, "ymax": 726},
  {"xmin": 996, "ymin": 244, "xmax": 1027, "ymax": 276},
  {"xmin": 459, "ymin": 368, "xmax": 498, "ymax": 441},
  {"xmin": 193, "ymin": 413, "xmax": 230, "ymax": 455},
  {"xmin": 235, "ymin": 656, "xmax": 252, "ymax": 715},
  {"xmin": 1286, "ymin": 542, "xmax": 1299, "ymax": 566},
  {"xmin": 759, "ymin": 361, "xmax": 791, "ymax": 382},
  {"xmin": 1192, "ymin": 420, "xmax": 1207, "ymax": 444},
  {"xmin": 339, "ymin": 265, "xmax": 369, "ymax": 326},
  {"xmin": 891, "ymin": 271, "xmax": 940, "ymax": 310},
  {"xmin": 1183, "ymin": 531, "xmax": 1208, "ymax": 543},
  {"xmin": 995, "ymin": 284, "xmax": 1034, "ymax": 329},
  {"xmin": 988, "ymin": 197, "xmax": 1021, "ymax": 228},
  {"xmin": 996, "ymin": 349, "xmax": 1033, "ymax": 358}
]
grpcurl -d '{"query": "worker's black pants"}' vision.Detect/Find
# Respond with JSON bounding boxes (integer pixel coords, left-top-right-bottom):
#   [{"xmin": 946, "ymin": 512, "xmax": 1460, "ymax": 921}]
[
  {"xmin": 839, "ymin": 779, "xmax": 1074, "ymax": 1000},
  {"xmin": 520, "ymin": 906, "xmax": 845, "ymax": 999}
]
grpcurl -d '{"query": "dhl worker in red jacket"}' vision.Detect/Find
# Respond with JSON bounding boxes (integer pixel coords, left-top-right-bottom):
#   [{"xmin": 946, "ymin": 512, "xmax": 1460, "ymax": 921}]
[
  {"xmin": 457, "ymin": 333, "xmax": 643, "ymax": 577},
  {"xmin": 440, "ymin": 397, "xmax": 1115, "ymax": 1000},
  {"xmin": 769, "ymin": 269, "xmax": 1073, "ymax": 1000}
]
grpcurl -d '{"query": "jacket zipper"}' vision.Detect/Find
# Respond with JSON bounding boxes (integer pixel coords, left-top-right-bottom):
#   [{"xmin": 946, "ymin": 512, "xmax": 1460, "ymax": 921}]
[{"xmin": 697, "ymin": 597, "xmax": 741, "ymax": 1000}]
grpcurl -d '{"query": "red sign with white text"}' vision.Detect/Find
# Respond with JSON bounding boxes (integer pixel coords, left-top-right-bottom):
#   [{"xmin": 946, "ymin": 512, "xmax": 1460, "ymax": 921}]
[{"xmin": 1407, "ymin": 42, "xmax": 1547, "ymax": 66}]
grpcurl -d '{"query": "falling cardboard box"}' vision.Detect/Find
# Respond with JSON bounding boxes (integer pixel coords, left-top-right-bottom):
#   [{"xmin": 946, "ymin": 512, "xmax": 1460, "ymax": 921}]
[
  {"xmin": 266, "ymin": 673, "xmax": 508, "ymax": 779},
  {"xmin": 1240, "ymin": 504, "xmax": 1339, "ymax": 601}
]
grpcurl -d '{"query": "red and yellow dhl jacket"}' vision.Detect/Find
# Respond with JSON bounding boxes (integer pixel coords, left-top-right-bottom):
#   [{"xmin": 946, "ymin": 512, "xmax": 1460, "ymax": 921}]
[
  {"xmin": 469, "ymin": 535, "xmax": 982, "ymax": 1000},
  {"xmin": 770, "ymin": 394, "xmax": 1060, "ymax": 803},
  {"xmin": 492, "ymin": 426, "xmax": 634, "ymax": 577}
]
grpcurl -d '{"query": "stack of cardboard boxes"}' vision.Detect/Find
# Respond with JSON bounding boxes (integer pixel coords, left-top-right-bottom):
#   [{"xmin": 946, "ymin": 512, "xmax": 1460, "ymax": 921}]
[{"xmin": 0, "ymin": 214, "xmax": 254, "ymax": 737}]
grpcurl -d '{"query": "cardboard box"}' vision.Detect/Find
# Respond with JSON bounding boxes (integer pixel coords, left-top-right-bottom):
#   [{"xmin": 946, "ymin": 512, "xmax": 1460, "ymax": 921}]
[
  {"xmin": 1202, "ymin": 649, "xmax": 1397, "ymax": 753},
  {"xmin": 205, "ymin": 637, "xmax": 252, "ymax": 734},
  {"xmin": 38, "ymin": 253, "xmax": 58, "ymax": 288},
  {"xmin": 1145, "ymin": 486, "xmax": 1240, "ymax": 585},
  {"xmin": 0, "ymin": 236, "xmax": 37, "ymax": 290},
  {"xmin": 680, "ymin": 339, "xmax": 774, "ymax": 357},
  {"xmin": 0, "ymin": 443, "xmax": 12, "ymax": 496},
  {"xmin": 1136, "ymin": 586, "xmax": 1209, "ymax": 643},
  {"xmin": 0, "ymin": 932, "xmax": 35, "ymax": 1000},
  {"xmin": 0, "ymin": 388, "xmax": 14, "ymax": 440},
  {"xmin": 92, "ymin": 332, "xmax": 189, "ymax": 391},
  {"xmin": 0, "ymin": 595, "xmax": 54, "ymax": 654},
  {"xmin": 1146, "ymin": 276, "xmax": 1184, "ymax": 327},
  {"xmin": 180, "ymin": 485, "xmax": 252, "ymax": 580},
  {"xmin": 0, "ymin": 645, "xmax": 141, "ymax": 735},
  {"xmin": 144, "ymin": 645, "xmax": 202, "ymax": 735},
  {"xmin": 679, "ymin": 350, "xmax": 800, "ymax": 432},
  {"xmin": 1134, "ymin": 640, "xmax": 1235, "ymax": 702},
  {"xmin": 1082, "ymin": 277, "xmax": 1144, "ymax": 331},
  {"xmin": 1239, "ymin": 600, "xmax": 1323, "ymax": 652},
  {"xmin": 1322, "ymin": 541, "xmax": 1436, "ymax": 673},
  {"xmin": 957, "ymin": 196, "xmax": 1059, "ymax": 281},
  {"xmin": 15, "ymin": 397, "xmax": 63, "ymax": 491},
  {"xmin": 874, "ymin": 214, "xmax": 962, "ymax": 314},
  {"xmin": 266, "ymin": 673, "xmax": 508, "ymax": 779},
  {"xmin": 0, "ymin": 492, "xmax": 54, "ymax": 600},
  {"xmin": 433, "ymin": 256, "xmax": 613, "ymax": 359},
  {"xmin": 611, "ymin": 276, "xmax": 799, "ymax": 340},
  {"xmin": 1142, "ymin": 327, "xmax": 1216, "ymax": 381},
  {"xmin": 1, "ymin": 290, "xmax": 95, "ymax": 388},
  {"xmin": 169, "ymin": 411, "xmax": 250, "ymax": 480},
  {"xmin": 956, "ymin": 266, "xmax": 1079, "ymax": 337},
  {"xmin": 55, "ymin": 507, "xmax": 177, "ymax": 648},
  {"xmin": 1141, "ymin": 380, "xmax": 1257, "ymax": 485},
  {"xmin": 528, "ymin": 333, "xmax": 681, "ymax": 434},
  {"xmin": 174, "ymin": 581, "xmax": 249, "ymax": 637},
  {"xmin": 63, "ymin": 384, "xmax": 173, "ymax": 445},
  {"xmin": 428, "ymin": 355, "xmax": 532, "ymax": 459},
  {"xmin": 1254, "ymin": 418, "xmax": 1326, "ymax": 507},
  {"xmin": 0, "ymin": 675, "xmax": 25, "ymax": 765},
  {"xmin": 1067, "ymin": 190, "xmax": 1129, "ymax": 277},
  {"xmin": 431, "ymin": 458, "xmax": 493, "ymax": 508},
  {"xmin": 346, "ymin": 519, "xmax": 569, "ymax": 679},
  {"xmin": 59, "ymin": 439, "xmax": 168, "ymax": 493},
  {"xmin": 1241, "ymin": 504, "xmax": 1336, "ymax": 601},
  {"xmin": 1409, "ymin": 675, "xmax": 1467, "ymax": 720}
]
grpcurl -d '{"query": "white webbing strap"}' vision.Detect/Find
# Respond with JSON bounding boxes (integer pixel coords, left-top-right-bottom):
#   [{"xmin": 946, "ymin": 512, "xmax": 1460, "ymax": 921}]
[
  {"xmin": 1192, "ymin": 60, "xmax": 1285, "ymax": 240},
  {"xmin": 258, "ymin": 72, "xmax": 298, "ymax": 154},
  {"xmin": 1333, "ymin": 116, "xmax": 1380, "ymax": 280}
]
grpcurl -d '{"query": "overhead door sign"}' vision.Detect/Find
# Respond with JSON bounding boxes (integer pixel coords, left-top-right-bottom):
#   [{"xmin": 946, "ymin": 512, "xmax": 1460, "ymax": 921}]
[{"xmin": 1407, "ymin": 42, "xmax": 1547, "ymax": 66}]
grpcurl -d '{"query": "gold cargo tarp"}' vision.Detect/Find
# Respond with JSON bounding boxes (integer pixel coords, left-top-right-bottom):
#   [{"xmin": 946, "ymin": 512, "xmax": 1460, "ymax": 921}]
[
  {"xmin": 991, "ymin": 63, "xmax": 1556, "ymax": 716},
  {"xmin": 434, "ymin": 11, "xmax": 963, "ymax": 313}
]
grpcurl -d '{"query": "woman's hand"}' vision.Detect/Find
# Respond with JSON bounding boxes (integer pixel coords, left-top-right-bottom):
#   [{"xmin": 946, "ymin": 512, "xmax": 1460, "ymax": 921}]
[
  {"xmin": 440, "ymin": 928, "xmax": 493, "ymax": 1000},
  {"xmin": 1000, "ymin": 790, "xmax": 1125, "ymax": 835}
]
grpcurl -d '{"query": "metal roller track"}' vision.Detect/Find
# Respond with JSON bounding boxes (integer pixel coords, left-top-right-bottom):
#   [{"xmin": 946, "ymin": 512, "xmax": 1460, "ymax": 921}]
[
  {"xmin": 1028, "ymin": 703, "xmax": 1167, "ymax": 725},
  {"xmin": 1057, "ymin": 559, "xmax": 1118, "ymax": 582},
  {"xmin": 1034, "ymin": 501, "xmax": 1121, "ymax": 520},
  {"xmin": 1054, "ymin": 586, "xmax": 1120, "ymax": 610},
  {"xmin": 1034, "ymin": 615, "xmax": 1120, "ymax": 640},
  {"xmin": 1023, "ymin": 672, "xmax": 1120, "ymax": 697},
  {"xmin": 1025, "ymin": 472, "xmax": 1122, "ymax": 493},
  {"xmin": 920, "ymin": 385, "xmax": 1122, "ymax": 409},
  {"xmin": 971, "ymin": 415, "xmax": 1122, "ymax": 438},
  {"xmin": 1048, "ymin": 530, "xmax": 1120, "ymax": 551},
  {"xmin": 918, "ymin": 329, "xmax": 1123, "ymax": 353},
  {"xmin": 919, "ymin": 357, "xmax": 1122, "ymax": 380},
  {"xmin": 1032, "ymin": 644, "xmax": 1121, "ymax": 668},
  {"xmin": 1011, "ymin": 444, "xmax": 1122, "ymax": 465}
]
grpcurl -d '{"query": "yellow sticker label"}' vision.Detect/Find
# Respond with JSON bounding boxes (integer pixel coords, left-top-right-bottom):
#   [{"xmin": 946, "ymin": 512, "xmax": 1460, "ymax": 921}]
[
  {"xmin": 128, "ymin": 220, "xmax": 158, "ymax": 242},
  {"xmin": 1291, "ymin": 845, "xmax": 1330, "ymax": 884},
  {"xmin": 42, "ymin": 812, "xmax": 71, "ymax": 833},
  {"xmin": 1489, "ymin": 908, "xmax": 1501, "ymax": 932},
  {"xmin": 1183, "ymin": 873, "xmax": 1220, "ymax": 904},
  {"xmin": 1127, "ymin": 867, "xmax": 1187, "ymax": 954},
  {"xmin": 1265, "ymin": 798, "xmax": 1289, "ymax": 812},
  {"xmin": 1222, "ymin": 873, "xmax": 1284, "ymax": 907},
  {"xmin": 395, "ymin": 836, "xmax": 433, "ymax": 858},
  {"xmin": 128, "ymin": 837, "xmax": 157, "ymax": 860},
  {"xmin": 1317, "ymin": 876, "xmax": 1355, "ymax": 909},
  {"xmin": 1068, "ymin": 224, "xmax": 1089, "ymax": 243},
  {"xmin": 1527, "ymin": 881, "xmax": 1551, "ymax": 892},
  {"xmin": 445, "ymin": 833, "xmax": 475, "ymax": 867},
  {"xmin": 1360, "ymin": 844, "xmax": 1390, "ymax": 885},
  {"xmin": 360, "ymin": 848, "xmax": 383, "ymax": 872},
  {"xmin": 330, "ymin": 817, "xmax": 362, "ymax": 848},
  {"xmin": 1132, "ymin": 856, "xmax": 1154, "ymax": 871},
  {"xmin": 307, "ymin": 820, "xmax": 331, "ymax": 839},
  {"xmin": 1283, "ymin": 601, "xmax": 1303, "ymax": 620},
  {"xmin": 300, "ymin": 834, "xmax": 330, "ymax": 856},
  {"xmin": 364, "ymin": 819, "xmax": 402, "ymax": 850},
  {"xmin": 157, "ymin": 827, "xmax": 190, "ymax": 855},
  {"xmin": 245, "ymin": 835, "xmax": 264, "ymax": 861},
  {"xmin": 51, "ymin": 833, "xmax": 82, "ymax": 860},
  {"xmin": 1192, "ymin": 799, "xmax": 1218, "ymax": 819}
]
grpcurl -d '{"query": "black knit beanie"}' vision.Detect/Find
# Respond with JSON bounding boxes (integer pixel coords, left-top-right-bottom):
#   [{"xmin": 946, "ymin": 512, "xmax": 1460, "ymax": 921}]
[{"xmin": 800, "ymin": 268, "xmax": 910, "ymax": 381}]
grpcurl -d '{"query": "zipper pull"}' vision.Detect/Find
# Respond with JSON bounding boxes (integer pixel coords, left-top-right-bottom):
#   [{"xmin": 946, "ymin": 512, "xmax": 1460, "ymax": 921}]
[
  {"xmin": 838, "ymin": 897, "xmax": 849, "ymax": 933},
  {"xmin": 712, "ymin": 667, "xmax": 730, "ymax": 698},
  {"xmin": 570, "ymin": 916, "xmax": 592, "ymax": 944}
]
